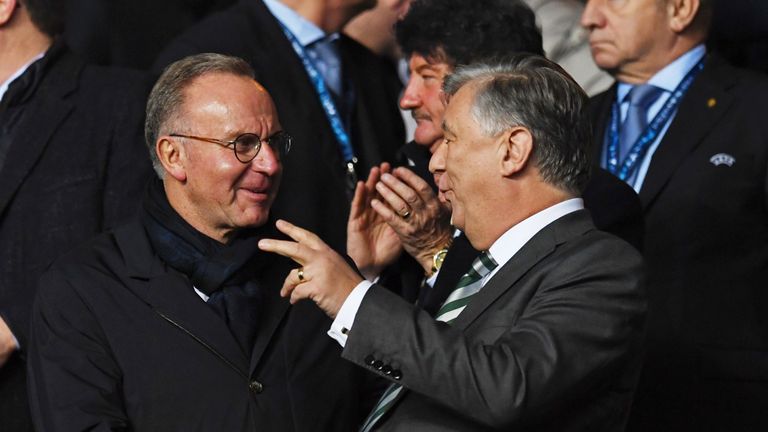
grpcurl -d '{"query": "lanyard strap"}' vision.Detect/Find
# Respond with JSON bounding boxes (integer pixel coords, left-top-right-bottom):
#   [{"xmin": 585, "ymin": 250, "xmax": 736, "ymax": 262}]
[
  {"xmin": 606, "ymin": 58, "xmax": 705, "ymax": 180},
  {"xmin": 279, "ymin": 24, "xmax": 357, "ymax": 164}
]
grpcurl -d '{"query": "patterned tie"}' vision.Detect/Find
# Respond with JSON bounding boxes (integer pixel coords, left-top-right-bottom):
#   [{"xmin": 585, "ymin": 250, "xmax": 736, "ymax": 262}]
[
  {"xmin": 618, "ymin": 84, "xmax": 663, "ymax": 160},
  {"xmin": 307, "ymin": 36, "xmax": 342, "ymax": 97},
  {"xmin": 359, "ymin": 251, "xmax": 498, "ymax": 432}
]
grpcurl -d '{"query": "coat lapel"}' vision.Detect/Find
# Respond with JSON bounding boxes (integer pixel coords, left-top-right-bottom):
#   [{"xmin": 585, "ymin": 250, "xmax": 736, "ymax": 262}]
[
  {"xmin": 638, "ymin": 56, "xmax": 735, "ymax": 208},
  {"xmin": 0, "ymin": 51, "xmax": 78, "ymax": 216},
  {"xmin": 115, "ymin": 223, "xmax": 250, "ymax": 374},
  {"xmin": 452, "ymin": 211, "xmax": 595, "ymax": 330},
  {"xmin": 589, "ymin": 83, "xmax": 617, "ymax": 166},
  {"xmin": 249, "ymin": 257, "xmax": 291, "ymax": 375}
]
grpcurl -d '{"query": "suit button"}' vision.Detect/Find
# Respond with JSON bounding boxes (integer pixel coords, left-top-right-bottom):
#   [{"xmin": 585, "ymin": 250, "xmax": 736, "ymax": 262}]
[
  {"xmin": 392, "ymin": 370, "xmax": 402, "ymax": 380},
  {"xmin": 373, "ymin": 360, "xmax": 384, "ymax": 370},
  {"xmin": 382, "ymin": 365, "xmax": 392, "ymax": 375},
  {"xmin": 364, "ymin": 355, "xmax": 376, "ymax": 366},
  {"xmin": 249, "ymin": 380, "xmax": 263, "ymax": 394}
]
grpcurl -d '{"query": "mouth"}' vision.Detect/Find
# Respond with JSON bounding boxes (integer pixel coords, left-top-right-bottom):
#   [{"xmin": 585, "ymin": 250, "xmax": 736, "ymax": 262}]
[
  {"xmin": 238, "ymin": 182, "xmax": 273, "ymax": 203},
  {"xmin": 411, "ymin": 110, "xmax": 431, "ymax": 123}
]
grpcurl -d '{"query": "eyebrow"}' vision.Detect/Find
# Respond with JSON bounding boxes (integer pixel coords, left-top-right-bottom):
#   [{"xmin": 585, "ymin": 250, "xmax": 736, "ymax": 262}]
[{"xmin": 442, "ymin": 118, "xmax": 455, "ymax": 137}]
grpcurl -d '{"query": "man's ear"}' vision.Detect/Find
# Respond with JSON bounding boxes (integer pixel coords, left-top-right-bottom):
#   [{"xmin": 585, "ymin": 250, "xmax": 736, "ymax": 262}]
[
  {"xmin": 0, "ymin": 0, "xmax": 18, "ymax": 26},
  {"xmin": 156, "ymin": 137, "xmax": 187, "ymax": 182},
  {"xmin": 499, "ymin": 127, "xmax": 533, "ymax": 177},
  {"xmin": 667, "ymin": 0, "xmax": 700, "ymax": 33}
]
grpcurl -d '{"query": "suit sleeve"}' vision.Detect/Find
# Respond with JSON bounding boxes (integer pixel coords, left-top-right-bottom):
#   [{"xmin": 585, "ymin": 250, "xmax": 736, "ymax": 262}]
[
  {"xmin": 342, "ymin": 235, "xmax": 646, "ymax": 428},
  {"xmin": 27, "ymin": 269, "xmax": 129, "ymax": 432}
]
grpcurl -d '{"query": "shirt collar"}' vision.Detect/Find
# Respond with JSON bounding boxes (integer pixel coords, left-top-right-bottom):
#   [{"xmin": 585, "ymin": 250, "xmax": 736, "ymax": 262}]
[
  {"xmin": 617, "ymin": 44, "xmax": 706, "ymax": 101},
  {"xmin": 487, "ymin": 198, "xmax": 584, "ymax": 272},
  {"xmin": 263, "ymin": 0, "xmax": 337, "ymax": 46},
  {"xmin": 0, "ymin": 52, "xmax": 45, "ymax": 103}
]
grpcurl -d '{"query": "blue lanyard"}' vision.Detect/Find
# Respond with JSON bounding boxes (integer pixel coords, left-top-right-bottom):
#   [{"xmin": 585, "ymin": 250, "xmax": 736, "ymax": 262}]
[
  {"xmin": 279, "ymin": 24, "xmax": 357, "ymax": 166},
  {"xmin": 607, "ymin": 58, "xmax": 705, "ymax": 180}
]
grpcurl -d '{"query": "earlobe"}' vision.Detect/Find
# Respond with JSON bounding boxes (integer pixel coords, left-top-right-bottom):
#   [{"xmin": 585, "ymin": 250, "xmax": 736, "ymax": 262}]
[
  {"xmin": 668, "ymin": 0, "xmax": 699, "ymax": 33},
  {"xmin": 0, "ymin": 0, "xmax": 18, "ymax": 26},
  {"xmin": 500, "ymin": 127, "xmax": 533, "ymax": 176},
  {"xmin": 157, "ymin": 137, "xmax": 187, "ymax": 182}
]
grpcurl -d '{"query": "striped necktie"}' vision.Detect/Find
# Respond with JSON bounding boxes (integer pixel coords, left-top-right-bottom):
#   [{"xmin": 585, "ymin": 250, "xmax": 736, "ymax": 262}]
[{"xmin": 359, "ymin": 251, "xmax": 498, "ymax": 432}]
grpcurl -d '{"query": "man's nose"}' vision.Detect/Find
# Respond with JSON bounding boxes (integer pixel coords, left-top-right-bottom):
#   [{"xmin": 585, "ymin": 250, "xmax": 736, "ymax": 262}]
[
  {"xmin": 428, "ymin": 139, "xmax": 447, "ymax": 174},
  {"xmin": 400, "ymin": 79, "xmax": 421, "ymax": 110},
  {"xmin": 580, "ymin": 0, "xmax": 603, "ymax": 30},
  {"xmin": 251, "ymin": 141, "xmax": 281, "ymax": 175}
]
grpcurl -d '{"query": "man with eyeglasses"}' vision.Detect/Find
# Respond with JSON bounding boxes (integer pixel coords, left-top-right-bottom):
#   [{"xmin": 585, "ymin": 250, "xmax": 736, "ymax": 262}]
[{"xmin": 27, "ymin": 53, "xmax": 376, "ymax": 431}]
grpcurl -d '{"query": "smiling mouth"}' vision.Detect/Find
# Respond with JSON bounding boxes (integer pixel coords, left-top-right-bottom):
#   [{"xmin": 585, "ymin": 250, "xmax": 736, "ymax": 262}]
[
  {"xmin": 411, "ymin": 110, "xmax": 431, "ymax": 122},
  {"xmin": 239, "ymin": 186, "xmax": 272, "ymax": 202}
]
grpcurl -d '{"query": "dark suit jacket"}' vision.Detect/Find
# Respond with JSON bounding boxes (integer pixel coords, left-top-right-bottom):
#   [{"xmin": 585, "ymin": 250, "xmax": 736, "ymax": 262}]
[
  {"xmin": 399, "ymin": 141, "xmax": 644, "ymax": 314},
  {"xmin": 28, "ymin": 221, "xmax": 375, "ymax": 431},
  {"xmin": 153, "ymin": 0, "xmax": 405, "ymax": 253},
  {"xmin": 0, "ymin": 43, "xmax": 152, "ymax": 432},
  {"xmin": 590, "ymin": 54, "xmax": 768, "ymax": 431},
  {"xmin": 344, "ymin": 211, "xmax": 646, "ymax": 431},
  {"xmin": 65, "ymin": 0, "xmax": 237, "ymax": 68}
]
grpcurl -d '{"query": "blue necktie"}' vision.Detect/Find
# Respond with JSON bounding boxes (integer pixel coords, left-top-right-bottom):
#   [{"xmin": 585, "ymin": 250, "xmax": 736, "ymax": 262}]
[
  {"xmin": 619, "ymin": 84, "xmax": 663, "ymax": 160},
  {"xmin": 307, "ymin": 36, "xmax": 342, "ymax": 97}
]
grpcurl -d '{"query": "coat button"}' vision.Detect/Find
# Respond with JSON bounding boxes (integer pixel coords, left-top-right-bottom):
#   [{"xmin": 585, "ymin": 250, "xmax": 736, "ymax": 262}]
[
  {"xmin": 392, "ymin": 370, "xmax": 402, "ymax": 380},
  {"xmin": 364, "ymin": 355, "xmax": 376, "ymax": 366},
  {"xmin": 382, "ymin": 365, "xmax": 392, "ymax": 375},
  {"xmin": 249, "ymin": 380, "xmax": 263, "ymax": 394},
  {"xmin": 373, "ymin": 360, "xmax": 384, "ymax": 370}
]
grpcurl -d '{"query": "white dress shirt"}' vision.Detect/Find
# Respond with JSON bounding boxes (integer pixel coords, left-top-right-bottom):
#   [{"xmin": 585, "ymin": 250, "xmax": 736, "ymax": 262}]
[
  {"xmin": 329, "ymin": 198, "xmax": 585, "ymax": 346},
  {"xmin": 0, "ymin": 53, "xmax": 45, "ymax": 103},
  {"xmin": 602, "ymin": 44, "xmax": 706, "ymax": 192}
]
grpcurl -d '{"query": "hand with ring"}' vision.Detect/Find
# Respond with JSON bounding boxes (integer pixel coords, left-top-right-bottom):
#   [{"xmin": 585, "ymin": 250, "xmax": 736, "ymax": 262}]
[
  {"xmin": 259, "ymin": 220, "xmax": 364, "ymax": 319},
  {"xmin": 371, "ymin": 166, "xmax": 453, "ymax": 274}
]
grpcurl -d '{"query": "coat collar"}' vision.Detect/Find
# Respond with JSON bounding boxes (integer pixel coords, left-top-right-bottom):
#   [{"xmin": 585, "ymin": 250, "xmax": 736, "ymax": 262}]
[
  {"xmin": 451, "ymin": 210, "xmax": 595, "ymax": 329},
  {"xmin": 637, "ymin": 54, "xmax": 736, "ymax": 208},
  {"xmin": 113, "ymin": 221, "xmax": 293, "ymax": 377},
  {"xmin": 590, "ymin": 54, "xmax": 737, "ymax": 208}
]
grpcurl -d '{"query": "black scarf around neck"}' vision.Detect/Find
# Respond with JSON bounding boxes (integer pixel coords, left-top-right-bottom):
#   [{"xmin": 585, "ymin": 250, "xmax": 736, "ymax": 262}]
[{"xmin": 141, "ymin": 178, "xmax": 273, "ymax": 355}]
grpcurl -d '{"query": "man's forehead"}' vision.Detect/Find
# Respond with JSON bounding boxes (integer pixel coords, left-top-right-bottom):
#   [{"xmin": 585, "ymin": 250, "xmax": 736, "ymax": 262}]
[
  {"xmin": 409, "ymin": 52, "xmax": 454, "ymax": 74},
  {"xmin": 442, "ymin": 85, "xmax": 477, "ymax": 133}
]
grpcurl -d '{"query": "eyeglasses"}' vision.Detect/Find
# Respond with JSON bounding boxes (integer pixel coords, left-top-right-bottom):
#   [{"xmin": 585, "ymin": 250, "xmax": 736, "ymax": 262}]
[{"xmin": 169, "ymin": 131, "xmax": 292, "ymax": 163}]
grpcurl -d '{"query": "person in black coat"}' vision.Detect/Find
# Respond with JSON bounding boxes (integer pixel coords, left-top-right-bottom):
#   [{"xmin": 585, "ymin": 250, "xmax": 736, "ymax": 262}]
[
  {"xmin": 582, "ymin": 0, "xmax": 768, "ymax": 429},
  {"xmin": 28, "ymin": 53, "xmax": 377, "ymax": 432},
  {"xmin": 0, "ymin": 1, "xmax": 152, "ymax": 430},
  {"xmin": 153, "ymin": 0, "xmax": 405, "ymax": 254}
]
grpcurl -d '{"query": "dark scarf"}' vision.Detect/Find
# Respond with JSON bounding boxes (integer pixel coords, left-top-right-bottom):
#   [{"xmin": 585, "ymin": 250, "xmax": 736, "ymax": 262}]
[{"xmin": 141, "ymin": 178, "xmax": 273, "ymax": 356}]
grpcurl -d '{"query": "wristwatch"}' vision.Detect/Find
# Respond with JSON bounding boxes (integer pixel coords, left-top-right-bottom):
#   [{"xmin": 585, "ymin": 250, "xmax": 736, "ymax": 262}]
[{"xmin": 427, "ymin": 246, "xmax": 450, "ymax": 277}]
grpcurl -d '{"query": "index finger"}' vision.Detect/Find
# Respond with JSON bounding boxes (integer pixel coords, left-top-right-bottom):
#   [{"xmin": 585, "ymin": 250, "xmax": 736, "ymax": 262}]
[
  {"xmin": 392, "ymin": 167, "xmax": 435, "ymax": 202},
  {"xmin": 274, "ymin": 219, "xmax": 327, "ymax": 250},
  {"xmin": 258, "ymin": 237, "xmax": 308, "ymax": 265}
]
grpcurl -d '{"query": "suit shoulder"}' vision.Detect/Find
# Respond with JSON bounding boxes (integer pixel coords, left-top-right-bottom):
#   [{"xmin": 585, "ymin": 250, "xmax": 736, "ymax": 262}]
[
  {"xmin": 153, "ymin": 3, "xmax": 263, "ymax": 71},
  {"xmin": 39, "ymin": 226, "xmax": 134, "ymax": 300}
]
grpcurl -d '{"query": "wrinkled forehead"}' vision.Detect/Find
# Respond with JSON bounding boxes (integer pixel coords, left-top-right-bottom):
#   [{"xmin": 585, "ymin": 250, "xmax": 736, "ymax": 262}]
[{"xmin": 182, "ymin": 73, "xmax": 278, "ymax": 120}]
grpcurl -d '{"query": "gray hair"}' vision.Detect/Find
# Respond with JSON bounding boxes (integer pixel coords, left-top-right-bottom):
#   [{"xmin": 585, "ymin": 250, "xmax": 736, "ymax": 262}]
[
  {"xmin": 443, "ymin": 54, "xmax": 592, "ymax": 194},
  {"xmin": 145, "ymin": 53, "xmax": 256, "ymax": 177}
]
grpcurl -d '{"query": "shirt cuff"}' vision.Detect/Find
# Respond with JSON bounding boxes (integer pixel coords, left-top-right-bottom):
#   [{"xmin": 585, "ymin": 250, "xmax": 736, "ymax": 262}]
[
  {"xmin": 424, "ymin": 269, "xmax": 439, "ymax": 288},
  {"xmin": 327, "ymin": 280, "xmax": 373, "ymax": 347}
]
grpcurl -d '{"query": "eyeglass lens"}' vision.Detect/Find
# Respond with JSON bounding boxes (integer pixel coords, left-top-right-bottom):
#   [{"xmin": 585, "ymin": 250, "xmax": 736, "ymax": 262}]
[{"xmin": 233, "ymin": 132, "xmax": 292, "ymax": 162}]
